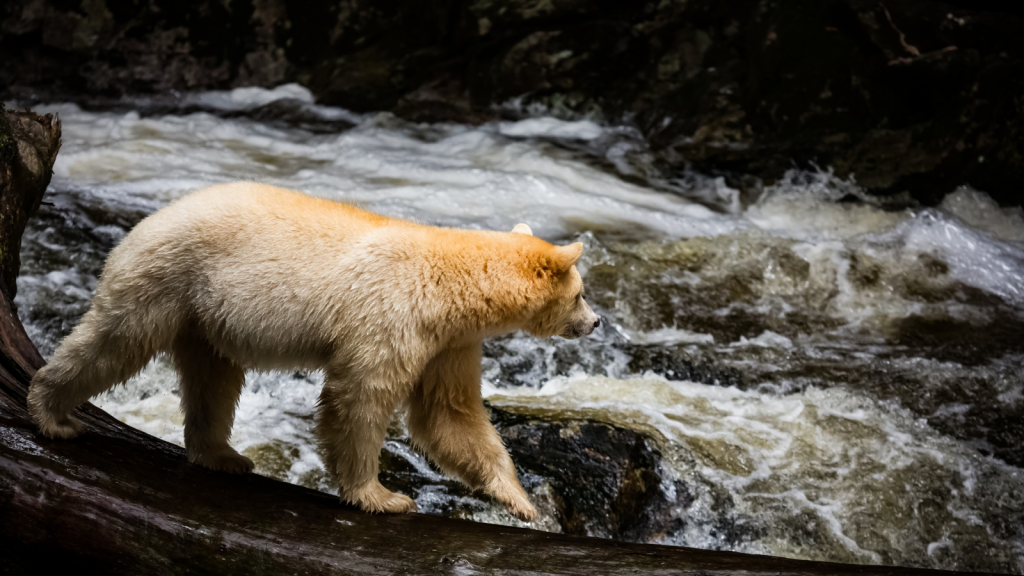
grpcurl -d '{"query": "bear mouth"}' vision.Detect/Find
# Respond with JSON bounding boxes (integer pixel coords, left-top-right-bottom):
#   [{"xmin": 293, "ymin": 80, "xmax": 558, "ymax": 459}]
[{"xmin": 560, "ymin": 323, "xmax": 594, "ymax": 339}]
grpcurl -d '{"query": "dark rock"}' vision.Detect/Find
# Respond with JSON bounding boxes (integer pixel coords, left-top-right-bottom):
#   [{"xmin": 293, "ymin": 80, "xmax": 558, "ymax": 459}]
[
  {"xmin": 222, "ymin": 99, "xmax": 358, "ymax": 134},
  {"xmin": 2, "ymin": 0, "xmax": 1023, "ymax": 205},
  {"xmin": 489, "ymin": 405, "xmax": 691, "ymax": 542},
  {"xmin": 374, "ymin": 405, "xmax": 693, "ymax": 543},
  {"xmin": 627, "ymin": 345, "xmax": 746, "ymax": 388},
  {"xmin": 376, "ymin": 437, "xmax": 488, "ymax": 519},
  {"xmin": 888, "ymin": 312, "xmax": 1024, "ymax": 366}
]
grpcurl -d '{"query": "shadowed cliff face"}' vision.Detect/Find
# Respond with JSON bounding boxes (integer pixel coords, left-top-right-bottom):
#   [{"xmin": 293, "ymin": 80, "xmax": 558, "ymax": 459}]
[{"xmin": 2, "ymin": 0, "xmax": 1023, "ymax": 206}]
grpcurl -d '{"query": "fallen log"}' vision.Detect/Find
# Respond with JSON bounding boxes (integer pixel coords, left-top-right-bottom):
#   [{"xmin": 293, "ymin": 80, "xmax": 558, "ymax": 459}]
[{"xmin": 0, "ymin": 105, "xmax": 1001, "ymax": 575}]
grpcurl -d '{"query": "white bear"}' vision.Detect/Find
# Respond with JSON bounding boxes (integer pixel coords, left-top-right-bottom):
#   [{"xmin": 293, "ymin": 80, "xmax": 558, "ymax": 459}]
[{"xmin": 27, "ymin": 182, "xmax": 600, "ymax": 521}]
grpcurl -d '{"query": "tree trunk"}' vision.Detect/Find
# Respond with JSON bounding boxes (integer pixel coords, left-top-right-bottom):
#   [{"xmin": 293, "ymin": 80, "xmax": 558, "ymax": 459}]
[{"xmin": 0, "ymin": 105, "xmax": 998, "ymax": 575}]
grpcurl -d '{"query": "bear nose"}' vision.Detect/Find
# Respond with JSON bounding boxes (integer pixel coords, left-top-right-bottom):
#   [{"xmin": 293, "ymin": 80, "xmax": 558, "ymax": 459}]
[{"xmin": 593, "ymin": 318, "xmax": 601, "ymax": 328}]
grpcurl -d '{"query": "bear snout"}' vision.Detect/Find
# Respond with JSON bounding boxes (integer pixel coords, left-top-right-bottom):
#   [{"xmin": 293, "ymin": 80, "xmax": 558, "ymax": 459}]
[{"xmin": 563, "ymin": 314, "xmax": 600, "ymax": 339}]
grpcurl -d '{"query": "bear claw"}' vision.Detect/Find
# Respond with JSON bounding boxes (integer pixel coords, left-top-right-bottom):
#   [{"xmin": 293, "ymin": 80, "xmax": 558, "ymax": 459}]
[
  {"xmin": 374, "ymin": 492, "xmax": 418, "ymax": 514},
  {"xmin": 346, "ymin": 483, "xmax": 418, "ymax": 514},
  {"xmin": 503, "ymin": 496, "xmax": 538, "ymax": 523},
  {"xmin": 486, "ymin": 477, "xmax": 537, "ymax": 522}
]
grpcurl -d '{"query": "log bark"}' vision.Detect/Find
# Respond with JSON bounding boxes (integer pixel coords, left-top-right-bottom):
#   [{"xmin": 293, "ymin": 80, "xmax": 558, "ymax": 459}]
[{"xmin": 0, "ymin": 105, "xmax": 1000, "ymax": 575}]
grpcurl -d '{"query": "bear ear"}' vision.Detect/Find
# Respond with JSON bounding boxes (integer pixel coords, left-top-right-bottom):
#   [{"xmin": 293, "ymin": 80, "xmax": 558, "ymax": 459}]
[
  {"xmin": 511, "ymin": 223, "xmax": 533, "ymax": 236},
  {"xmin": 552, "ymin": 242, "xmax": 583, "ymax": 272}
]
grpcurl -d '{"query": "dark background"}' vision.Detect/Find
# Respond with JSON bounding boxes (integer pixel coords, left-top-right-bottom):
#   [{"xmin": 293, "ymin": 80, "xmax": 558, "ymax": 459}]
[{"xmin": 3, "ymin": 0, "xmax": 1023, "ymax": 206}]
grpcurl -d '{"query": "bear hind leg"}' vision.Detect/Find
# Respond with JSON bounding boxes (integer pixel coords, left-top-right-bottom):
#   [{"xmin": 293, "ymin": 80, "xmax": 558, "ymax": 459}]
[
  {"xmin": 172, "ymin": 329, "xmax": 253, "ymax": 475},
  {"xmin": 28, "ymin": 310, "xmax": 156, "ymax": 439}
]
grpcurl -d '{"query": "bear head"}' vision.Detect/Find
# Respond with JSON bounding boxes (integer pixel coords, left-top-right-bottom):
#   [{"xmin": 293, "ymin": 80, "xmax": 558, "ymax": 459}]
[{"xmin": 511, "ymin": 223, "xmax": 601, "ymax": 340}]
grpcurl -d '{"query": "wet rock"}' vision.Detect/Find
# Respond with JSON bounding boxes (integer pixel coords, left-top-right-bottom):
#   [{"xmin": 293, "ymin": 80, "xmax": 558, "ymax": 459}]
[
  {"xmin": 889, "ymin": 313, "xmax": 1024, "ymax": 366},
  {"xmin": 222, "ymin": 99, "xmax": 358, "ymax": 134},
  {"xmin": 243, "ymin": 440, "xmax": 302, "ymax": 480},
  {"xmin": 3, "ymin": 1, "xmax": 1024, "ymax": 205},
  {"xmin": 489, "ymin": 405, "xmax": 691, "ymax": 542},
  {"xmin": 366, "ymin": 406, "xmax": 693, "ymax": 540},
  {"xmin": 481, "ymin": 331, "xmax": 625, "ymax": 389},
  {"xmin": 583, "ymin": 235, "xmax": 841, "ymax": 343},
  {"xmin": 377, "ymin": 438, "xmax": 489, "ymax": 519},
  {"xmin": 627, "ymin": 344, "xmax": 746, "ymax": 388}
]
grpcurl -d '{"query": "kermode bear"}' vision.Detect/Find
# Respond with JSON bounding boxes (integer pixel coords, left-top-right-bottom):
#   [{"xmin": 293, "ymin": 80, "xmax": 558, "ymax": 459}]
[{"xmin": 27, "ymin": 182, "xmax": 599, "ymax": 521}]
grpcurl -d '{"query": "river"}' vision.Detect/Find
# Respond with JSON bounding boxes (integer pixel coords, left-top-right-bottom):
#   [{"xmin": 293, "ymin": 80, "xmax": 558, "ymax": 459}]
[{"xmin": 12, "ymin": 84, "xmax": 1024, "ymax": 573}]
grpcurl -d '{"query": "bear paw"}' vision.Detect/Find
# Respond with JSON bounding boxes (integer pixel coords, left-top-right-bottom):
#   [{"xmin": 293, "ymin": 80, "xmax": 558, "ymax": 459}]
[
  {"xmin": 36, "ymin": 414, "xmax": 86, "ymax": 440},
  {"xmin": 507, "ymin": 496, "xmax": 540, "ymax": 522},
  {"xmin": 190, "ymin": 450, "xmax": 255, "ymax": 474},
  {"xmin": 503, "ymin": 495, "xmax": 538, "ymax": 523},
  {"xmin": 486, "ymin": 477, "xmax": 537, "ymax": 522},
  {"xmin": 346, "ymin": 482, "xmax": 418, "ymax": 515}
]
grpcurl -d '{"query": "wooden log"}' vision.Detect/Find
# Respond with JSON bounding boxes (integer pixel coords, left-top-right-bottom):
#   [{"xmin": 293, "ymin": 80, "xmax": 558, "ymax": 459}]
[{"xmin": 0, "ymin": 105, "xmax": 999, "ymax": 575}]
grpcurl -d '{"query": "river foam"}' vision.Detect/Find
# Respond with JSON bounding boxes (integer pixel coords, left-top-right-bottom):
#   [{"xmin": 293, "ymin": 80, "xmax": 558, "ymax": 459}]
[{"xmin": 486, "ymin": 374, "xmax": 1024, "ymax": 568}]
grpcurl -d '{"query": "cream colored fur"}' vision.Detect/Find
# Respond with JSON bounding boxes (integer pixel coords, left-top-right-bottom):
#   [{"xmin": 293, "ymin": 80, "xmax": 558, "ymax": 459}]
[{"xmin": 27, "ymin": 182, "xmax": 599, "ymax": 521}]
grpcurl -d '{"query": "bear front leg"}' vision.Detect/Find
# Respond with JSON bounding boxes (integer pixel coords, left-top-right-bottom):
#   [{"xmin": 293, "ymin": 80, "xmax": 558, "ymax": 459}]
[
  {"xmin": 408, "ymin": 343, "xmax": 537, "ymax": 522},
  {"xmin": 317, "ymin": 370, "xmax": 418, "ymax": 515}
]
